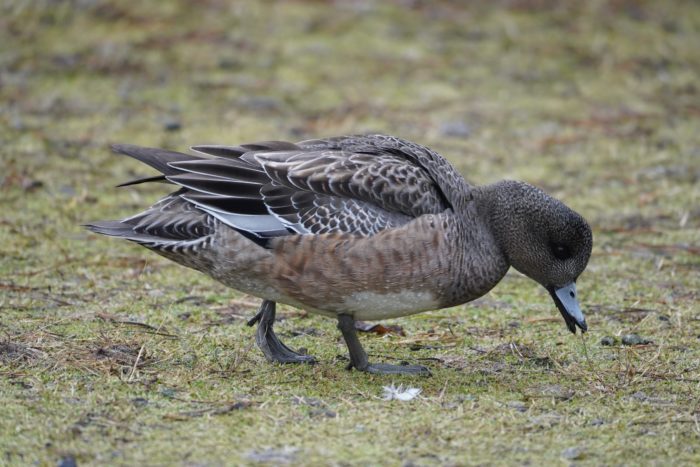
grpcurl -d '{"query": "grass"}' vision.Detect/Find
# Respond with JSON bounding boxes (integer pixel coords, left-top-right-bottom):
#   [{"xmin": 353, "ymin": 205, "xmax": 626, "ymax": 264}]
[{"xmin": 1, "ymin": 0, "xmax": 699, "ymax": 465}]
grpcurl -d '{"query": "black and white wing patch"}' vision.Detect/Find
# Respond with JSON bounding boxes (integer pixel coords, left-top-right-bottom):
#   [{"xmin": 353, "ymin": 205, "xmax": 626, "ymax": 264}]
[{"xmin": 168, "ymin": 157, "xmax": 291, "ymax": 241}]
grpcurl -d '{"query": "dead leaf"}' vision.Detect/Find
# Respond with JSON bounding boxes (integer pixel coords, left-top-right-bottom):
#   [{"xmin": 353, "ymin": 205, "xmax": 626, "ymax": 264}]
[{"xmin": 354, "ymin": 321, "xmax": 405, "ymax": 336}]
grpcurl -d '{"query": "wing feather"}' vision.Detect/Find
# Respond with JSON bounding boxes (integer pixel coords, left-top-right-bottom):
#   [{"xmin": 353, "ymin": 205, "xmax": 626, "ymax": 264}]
[
  {"xmin": 255, "ymin": 150, "xmax": 448, "ymax": 217},
  {"xmin": 101, "ymin": 135, "xmax": 461, "ymax": 246}
]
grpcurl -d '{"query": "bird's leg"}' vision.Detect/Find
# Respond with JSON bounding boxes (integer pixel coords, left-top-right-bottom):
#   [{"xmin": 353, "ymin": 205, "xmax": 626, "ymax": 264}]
[
  {"xmin": 246, "ymin": 300, "xmax": 315, "ymax": 364},
  {"xmin": 336, "ymin": 314, "xmax": 431, "ymax": 376}
]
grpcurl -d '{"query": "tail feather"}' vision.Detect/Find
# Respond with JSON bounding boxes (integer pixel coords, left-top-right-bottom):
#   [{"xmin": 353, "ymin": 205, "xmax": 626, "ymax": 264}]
[
  {"xmin": 116, "ymin": 175, "xmax": 169, "ymax": 187},
  {"xmin": 111, "ymin": 144, "xmax": 200, "ymax": 176},
  {"xmin": 84, "ymin": 220, "xmax": 133, "ymax": 236},
  {"xmin": 84, "ymin": 220, "xmax": 169, "ymax": 243}
]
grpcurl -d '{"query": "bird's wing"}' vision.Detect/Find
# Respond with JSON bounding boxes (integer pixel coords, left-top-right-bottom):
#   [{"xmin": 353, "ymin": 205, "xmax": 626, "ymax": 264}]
[
  {"xmin": 173, "ymin": 144, "xmax": 450, "ymax": 242},
  {"xmin": 99, "ymin": 137, "xmax": 457, "ymax": 247}
]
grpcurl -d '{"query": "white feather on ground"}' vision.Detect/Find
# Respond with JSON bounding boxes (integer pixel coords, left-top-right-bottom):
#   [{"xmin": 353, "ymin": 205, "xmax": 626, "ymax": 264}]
[{"xmin": 382, "ymin": 384, "xmax": 421, "ymax": 401}]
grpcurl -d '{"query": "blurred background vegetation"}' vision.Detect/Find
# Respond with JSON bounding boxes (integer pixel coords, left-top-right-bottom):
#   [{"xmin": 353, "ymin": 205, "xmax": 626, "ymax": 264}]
[{"xmin": 1, "ymin": 1, "xmax": 699, "ymax": 465}]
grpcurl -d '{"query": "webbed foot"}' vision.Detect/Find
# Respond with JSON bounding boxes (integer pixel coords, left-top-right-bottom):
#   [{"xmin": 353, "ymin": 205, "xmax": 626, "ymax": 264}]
[
  {"xmin": 247, "ymin": 300, "xmax": 316, "ymax": 364},
  {"xmin": 337, "ymin": 314, "xmax": 431, "ymax": 376}
]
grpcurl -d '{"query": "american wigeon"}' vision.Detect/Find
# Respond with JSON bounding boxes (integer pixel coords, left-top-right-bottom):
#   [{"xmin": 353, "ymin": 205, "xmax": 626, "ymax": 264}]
[{"xmin": 86, "ymin": 134, "xmax": 592, "ymax": 375}]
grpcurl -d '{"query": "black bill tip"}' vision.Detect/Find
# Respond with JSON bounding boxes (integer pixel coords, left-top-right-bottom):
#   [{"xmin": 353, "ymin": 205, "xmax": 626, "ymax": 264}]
[{"xmin": 547, "ymin": 282, "xmax": 587, "ymax": 334}]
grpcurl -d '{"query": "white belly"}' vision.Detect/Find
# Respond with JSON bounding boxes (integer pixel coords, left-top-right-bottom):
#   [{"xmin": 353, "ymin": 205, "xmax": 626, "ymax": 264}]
[{"xmin": 340, "ymin": 290, "xmax": 439, "ymax": 320}]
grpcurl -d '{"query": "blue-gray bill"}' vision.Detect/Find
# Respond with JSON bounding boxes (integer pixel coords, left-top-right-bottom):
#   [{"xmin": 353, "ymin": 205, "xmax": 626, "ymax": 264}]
[{"xmin": 548, "ymin": 282, "xmax": 587, "ymax": 334}]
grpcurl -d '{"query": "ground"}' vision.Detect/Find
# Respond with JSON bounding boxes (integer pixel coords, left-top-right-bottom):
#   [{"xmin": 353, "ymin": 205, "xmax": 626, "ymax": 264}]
[{"xmin": 1, "ymin": 1, "xmax": 699, "ymax": 465}]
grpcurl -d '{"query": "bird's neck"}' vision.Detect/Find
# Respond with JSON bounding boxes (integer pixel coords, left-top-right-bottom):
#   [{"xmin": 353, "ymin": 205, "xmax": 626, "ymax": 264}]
[{"xmin": 440, "ymin": 204, "xmax": 510, "ymax": 307}]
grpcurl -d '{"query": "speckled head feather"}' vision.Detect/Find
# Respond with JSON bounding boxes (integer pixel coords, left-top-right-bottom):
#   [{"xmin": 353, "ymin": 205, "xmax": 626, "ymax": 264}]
[{"xmin": 479, "ymin": 180, "xmax": 593, "ymax": 288}]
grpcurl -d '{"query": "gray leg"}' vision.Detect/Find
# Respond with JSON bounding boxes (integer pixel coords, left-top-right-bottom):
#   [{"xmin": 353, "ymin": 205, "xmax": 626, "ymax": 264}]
[
  {"xmin": 247, "ymin": 300, "xmax": 315, "ymax": 364},
  {"xmin": 336, "ymin": 314, "xmax": 430, "ymax": 376}
]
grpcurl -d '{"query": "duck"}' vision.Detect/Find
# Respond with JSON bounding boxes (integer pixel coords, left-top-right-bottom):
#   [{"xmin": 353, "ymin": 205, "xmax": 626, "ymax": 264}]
[{"xmin": 86, "ymin": 134, "xmax": 592, "ymax": 375}]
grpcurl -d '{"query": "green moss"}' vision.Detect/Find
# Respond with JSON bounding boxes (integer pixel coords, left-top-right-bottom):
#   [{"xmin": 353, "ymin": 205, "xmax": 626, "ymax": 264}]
[{"xmin": 1, "ymin": 1, "xmax": 699, "ymax": 465}]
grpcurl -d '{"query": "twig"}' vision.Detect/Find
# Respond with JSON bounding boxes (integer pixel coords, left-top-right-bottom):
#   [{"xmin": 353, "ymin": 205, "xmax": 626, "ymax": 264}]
[{"xmin": 127, "ymin": 344, "xmax": 146, "ymax": 382}]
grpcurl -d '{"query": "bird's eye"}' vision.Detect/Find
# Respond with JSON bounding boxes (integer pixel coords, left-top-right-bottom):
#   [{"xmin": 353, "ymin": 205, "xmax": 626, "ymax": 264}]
[{"xmin": 551, "ymin": 243, "xmax": 572, "ymax": 260}]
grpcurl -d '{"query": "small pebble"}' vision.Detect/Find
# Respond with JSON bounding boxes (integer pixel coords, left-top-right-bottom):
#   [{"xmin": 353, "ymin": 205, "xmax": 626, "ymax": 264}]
[
  {"xmin": 159, "ymin": 388, "xmax": 177, "ymax": 398},
  {"xmin": 22, "ymin": 178, "xmax": 43, "ymax": 192},
  {"xmin": 163, "ymin": 119, "xmax": 182, "ymax": 132},
  {"xmin": 506, "ymin": 401, "xmax": 527, "ymax": 412},
  {"xmin": 621, "ymin": 333, "xmax": 652, "ymax": 346},
  {"xmin": 561, "ymin": 446, "xmax": 584, "ymax": 460},
  {"xmin": 130, "ymin": 397, "xmax": 148, "ymax": 408},
  {"xmin": 58, "ymin": 455, "xmax": 78, "ymax": 467},
  {"xmin": 439, "ymin": 120, "xmax": 472, "ymax": 138},
  {"xmin": 600, "ymin": 336, "xmax": 617, "ymax": 346},
  {"xmin": 657, "ymin": 314, "xmax": 670, "ymax": 322}
]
